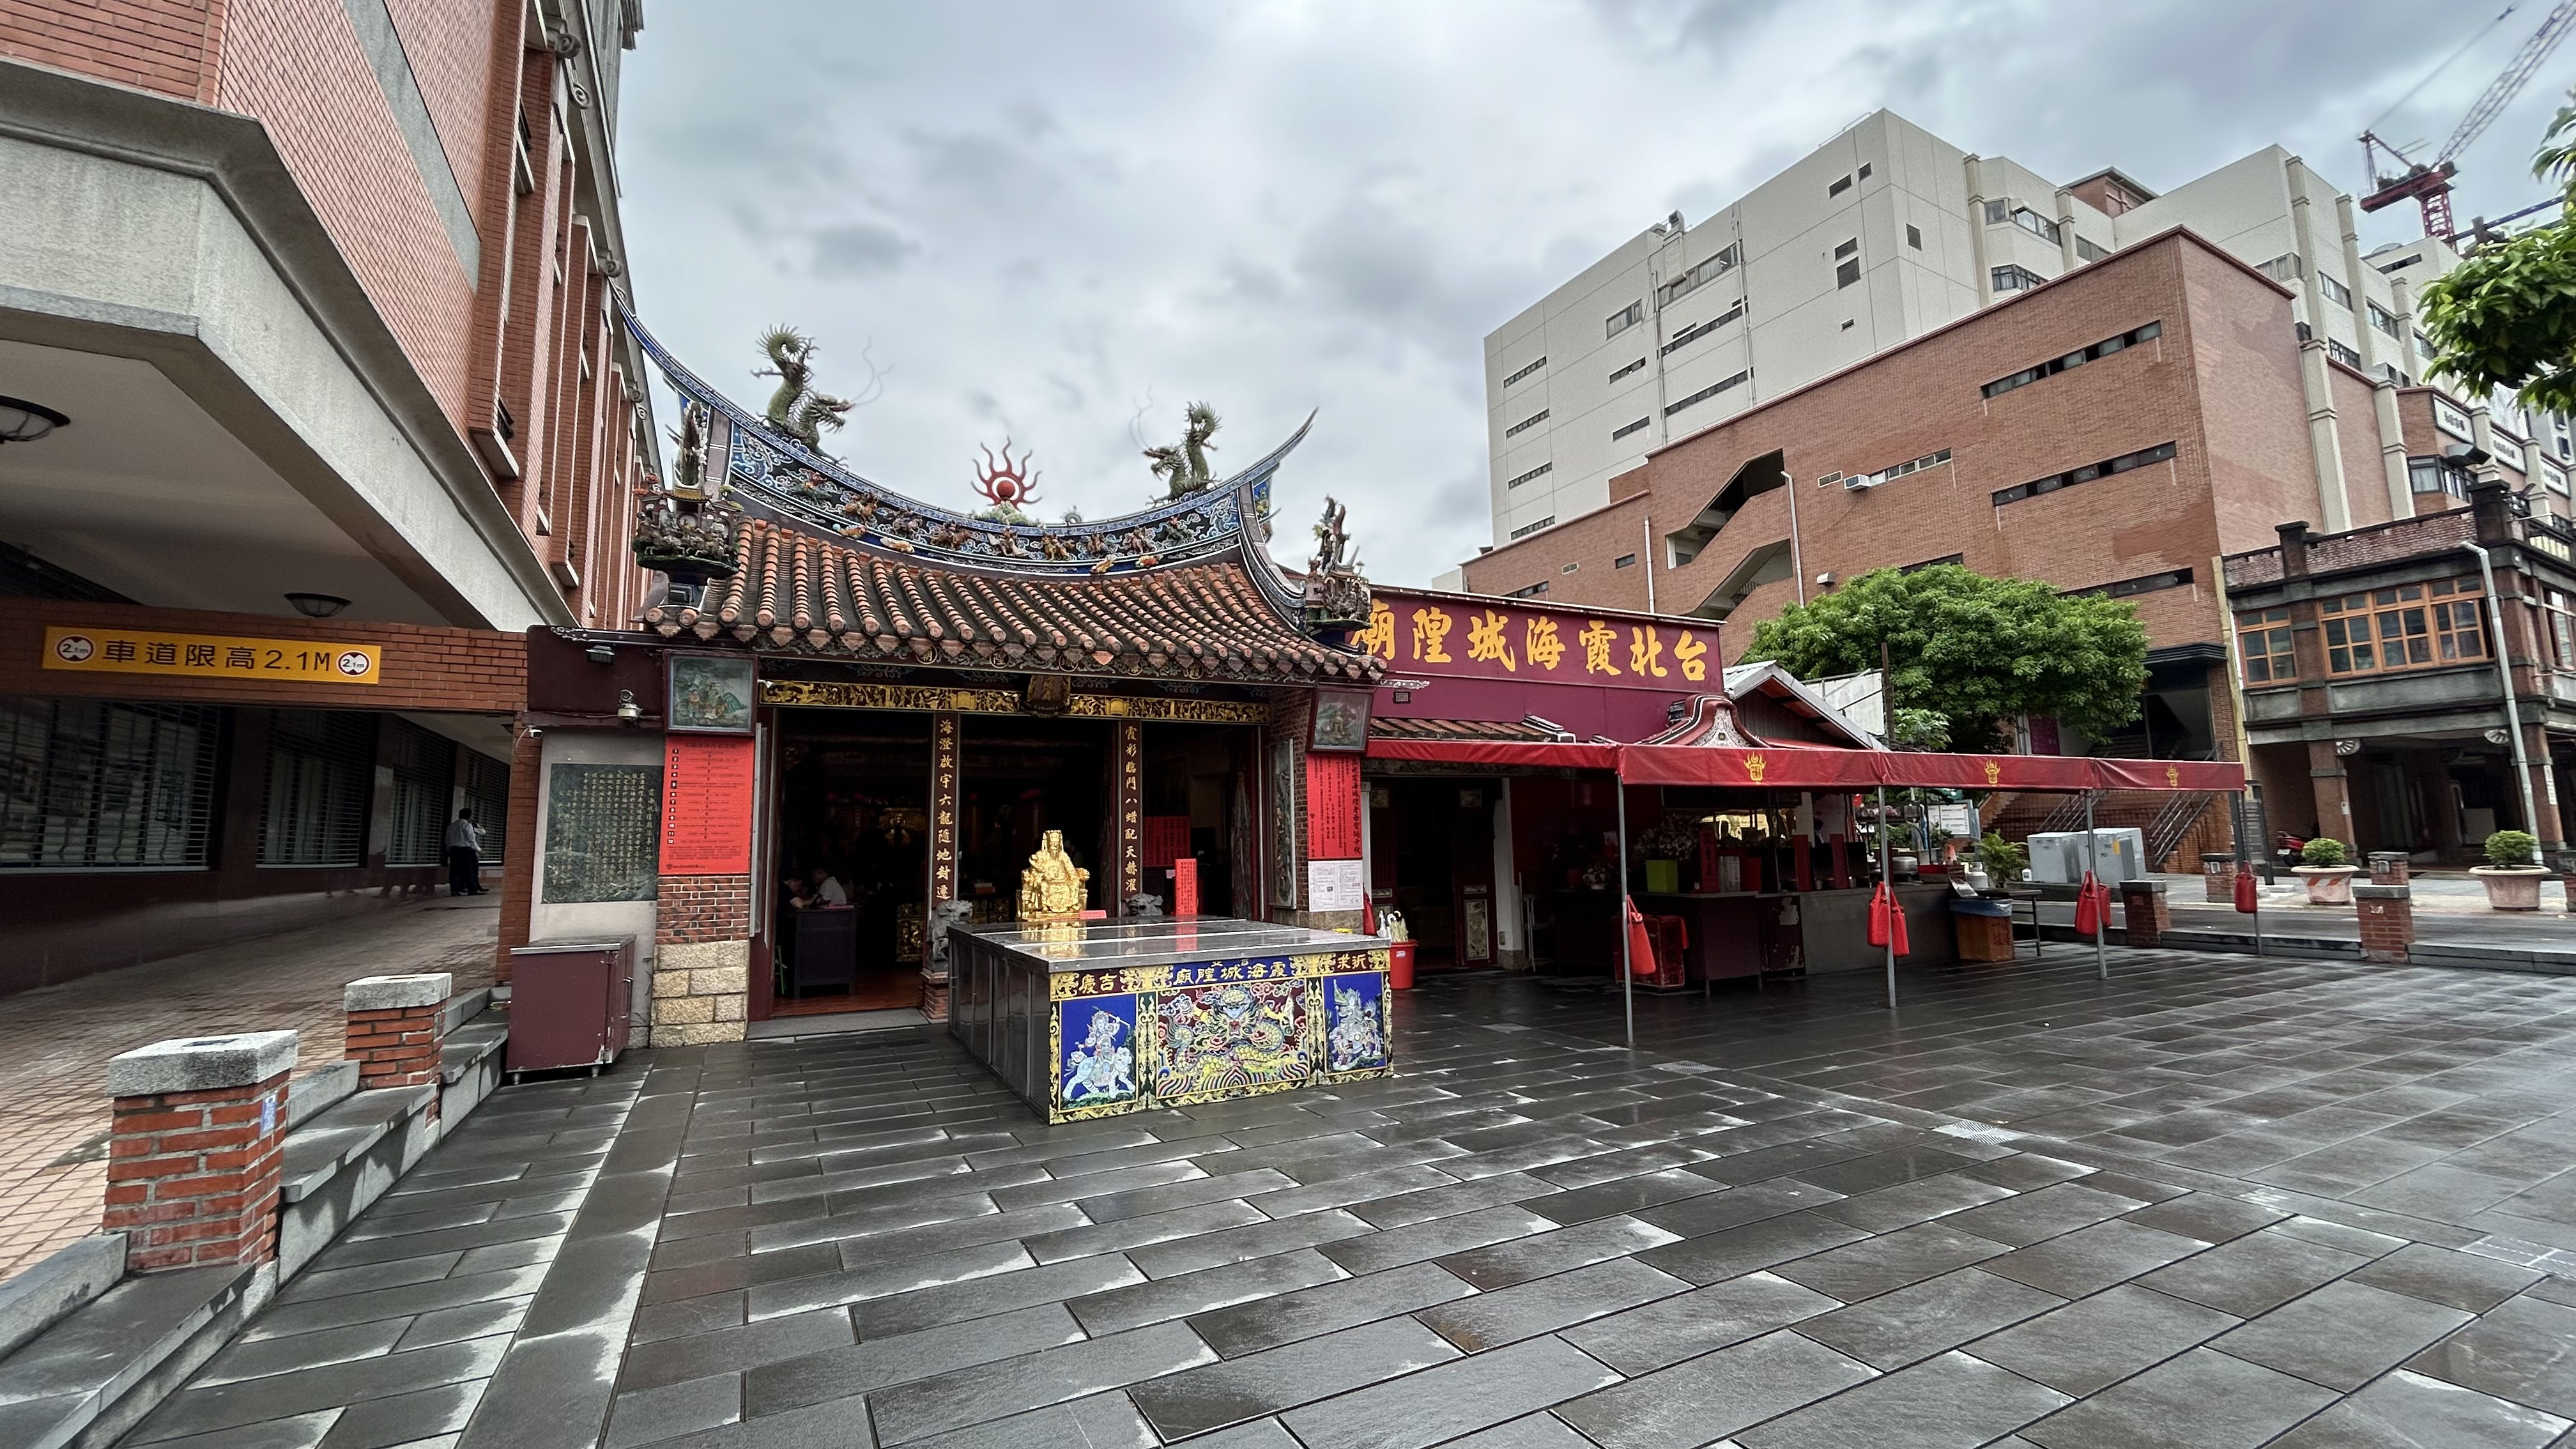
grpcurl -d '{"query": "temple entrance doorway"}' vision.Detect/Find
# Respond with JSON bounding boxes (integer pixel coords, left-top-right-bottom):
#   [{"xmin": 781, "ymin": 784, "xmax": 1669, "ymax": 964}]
[
  {"xmin": 1369, "ymin": 775, "xmax": 1501, "ymax": 971},
  {"xmin": 956, "ymin": 714, "xmax": 1112, "ymax": 923},
  {"xmin": 769, "ymin": 710, "xmax": 933, "ymax": 1013},
  {"xmin": 1137, "ymin": 723, "xmax": 1252, "ymax": 917}
]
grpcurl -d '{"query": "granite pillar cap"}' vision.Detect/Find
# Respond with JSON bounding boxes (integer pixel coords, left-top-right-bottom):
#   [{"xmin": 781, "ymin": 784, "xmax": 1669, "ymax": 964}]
[
  {"xmin": 2352, "ymin": 883, "xmax": 2411, "ymax": 900},
  {"xmin": 344, "ymin": 973, "xmax": 454, "ymax": 1011},
  {"xmin": 107, "ymin": 1031, "xmax": 298, "ymax": 1098}
]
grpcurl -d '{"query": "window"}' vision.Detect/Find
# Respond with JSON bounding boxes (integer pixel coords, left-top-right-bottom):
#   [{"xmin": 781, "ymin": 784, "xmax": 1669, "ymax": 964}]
[
  {"xmin": 1906, "ymin": 224, "xmax": 1923, "ymax": 249},
  {"xmin": 2237, "ymin": 607, "xmax": 2295, "ymax": 684},
  {"xmin": 2009, "ymin": 208, "xmax": 2061, "ymax": 244},
  {"xmin": 1992, "ymin": 440, "xmax": 2178, "ymax": 506},
  {"xmin": 1657, "ymin": 245, "xmax": 1740, "ymax": 307},
  {"xmin": 2073, "ymin": 568, "xmax": 2195, "ymax": 599},
  {"xmin": 2415, "ymin": 329, "xmax": 2436, "ymax": 359},
  {"xmin": 1982, "ymin": 198, "xmax": 2009, "ymax": 224},
  {"xmin": 2327, "ymin": 339, "xmax": 2365, "ymax": 370},
  {"xmin": 1505, "ymin": 462, "xmax": 1552, "ymax": 489},
  {"xmin": 0, "ymin": 700, "xmax": 220, "ymax": 868},
  {"xmin": 1665, "ymin": 369, "xmax": 1751, "ymax": 417},
  {"xmin": 1615, "ymin": 553, "xmax": 1638, "ymax": 569},
  {"xmin": 379, "ymin": 717, "xmax": 454, "ymax": 867},
  {"xmin": 2318, "ymin": 272, "xmax": 2353, "ymax": 307},
  {"xmin": 1834, "ymin": 239, "xmax": 1858, "ymax": 259},
  {"xmin": 2258, "ymin": 252, "xmax": 2303, "ymax": 284},
  {"xmin": 1661, "ymin": 303, "xmax": 1744, "ymax": 355},
  {"xmin": 1508, "ymin": 516, "xmax": 1556, "ymax": 540},
  {"xmin": 1829, "ymin": 174, "xmax": 1853, "ymax": 197},
  {"xmin": 1991, "ymin": 264, "xmax": 2046, "ymax": 293},
  {"xmin": 2409, "ymin": 455, "xmax": 2469, "ymax": 499},
  {"xmin": 2319, "ymin": 579, "xmax": 2486, "ymax": 675},
  {"xmin": 1501, "ymin": 355, "xmax": 1547, "ymax": 388},
  {"xmin": 2547, "ymin": 588, "xmax": 2576, "ymax": 670},
  {"xmin": 2075, "ymin": 236, "xmax": 2108, "ymax": 263},
  {"xmin": 1561, "ymin": 563, "xmax": 1579, "ymax": 574},
  {"xmin": 1504, "ymin": 581, "xmax": 1548, "ymax": 599},
  {"xmin": 1607, "ymin": 356, "xmax": 1646, "ymax": 384},
  {"xmin": 1982, "ymin": 321, "xmax": 2162, "ymax": 399},
  {"xmin": 261, "ymin": 710, "xmax": 374, "ymax": 867},
  {"xmin": 1854, "ymin": 448, "xmax": 1953, "ymax": 487},
  {"xmin": 1605, "ymin": 302, "xmax": 1644, "ymax": 339},
  {"xmin": 1900, "ymin": 554, "xmax": 1964, "ymax": 572},
  {"xmin": 1611, "ymin": 417, "xmax": 1650, "ymax": 440},
  {"xmin": 1503, "ymin": 410, "xmax": 1549, "ymax": 439},
  {"xmin": 1836, "ymin": 259, "xmax": 1861, "ymax": 288},
  {"xmin": 2367, "ymin": 302, "xmax": 2403, "ymax": 340},
  {"xmin": 1857, "ymin": 162, "xmax": 1872, "ymax": 180}
]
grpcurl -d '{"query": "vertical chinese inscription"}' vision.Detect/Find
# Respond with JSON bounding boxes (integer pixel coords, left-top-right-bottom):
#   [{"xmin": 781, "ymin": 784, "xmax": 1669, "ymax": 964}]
[
  {"xmin": 542, "ymin": 764, "xmax": 659, "ymax": 903},
  {"xmin": 929, "ymin": 712, "xmax": 960, "ymax": 903},
  {"xmin": 1116, "ymin": 719, "xmax": 1144, "ymax": 903}
]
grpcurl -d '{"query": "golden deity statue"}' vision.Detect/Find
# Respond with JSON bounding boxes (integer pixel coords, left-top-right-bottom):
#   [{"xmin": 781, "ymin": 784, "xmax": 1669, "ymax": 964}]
[{"xmin": 1018, "ymin": 829, "xmax": 1089, "ymax": 921}]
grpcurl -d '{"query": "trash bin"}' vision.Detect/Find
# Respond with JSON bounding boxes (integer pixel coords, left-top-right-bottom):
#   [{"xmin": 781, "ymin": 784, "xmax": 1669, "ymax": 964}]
[
  {"xmin": 1388, "ymin": 940, "xmax": 1417, "ymax": 990},
  {"xmin": 1951, "ymin": 898, "xmax": 2015, "ymax": 963}
]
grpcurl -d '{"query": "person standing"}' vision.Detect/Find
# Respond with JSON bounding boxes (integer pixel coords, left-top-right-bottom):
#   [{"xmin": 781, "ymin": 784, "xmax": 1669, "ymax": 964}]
[{"xmin": 446, "ymin": 809, "xmax": 486, "ymax": 896}]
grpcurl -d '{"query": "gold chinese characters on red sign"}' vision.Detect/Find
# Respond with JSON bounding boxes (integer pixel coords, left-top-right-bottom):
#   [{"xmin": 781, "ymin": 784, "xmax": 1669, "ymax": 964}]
[{"xmin": 1358, "ymin": 595, "xmax": 1709, "ymax": 686}]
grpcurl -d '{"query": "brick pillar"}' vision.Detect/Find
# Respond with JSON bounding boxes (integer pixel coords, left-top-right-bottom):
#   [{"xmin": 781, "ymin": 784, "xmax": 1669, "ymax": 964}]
[
  {"xmin": 2366, "ymin": 852, "xmax": 2411, "ymax": 886},
  {"xmin": 653, "ymin": 875, "xmax": 751, "ymax": 1046},
  {"xmin": 103, "ymin": 1031, "xmax": 297, "ymax": 1273},
  {"xmin": 345, "ymin": 973, "xmax": 452, "ymax": 1103},
  {"xmin": 2354, "ymin": 883, "xmax": 2414, "ymax": 963},
  {"xmin": 2119, "ymin": 880, "xmax": 2169, "ymax": 948},
  {"xmin": 2200, "ymin": 852, "xmax": 2236, "ymax": 903}
]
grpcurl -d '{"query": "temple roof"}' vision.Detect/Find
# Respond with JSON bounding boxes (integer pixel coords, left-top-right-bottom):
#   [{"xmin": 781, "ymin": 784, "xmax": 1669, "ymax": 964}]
[{"xmin": 642, "ymin": 520, "xmax": 1377, "ymax": 682}]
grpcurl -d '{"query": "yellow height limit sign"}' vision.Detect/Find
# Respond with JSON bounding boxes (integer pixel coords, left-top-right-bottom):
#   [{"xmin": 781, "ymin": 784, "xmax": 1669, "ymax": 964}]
[{"xmin": 43, "ymin": 627, "xmax": 381, "ymax": 684}]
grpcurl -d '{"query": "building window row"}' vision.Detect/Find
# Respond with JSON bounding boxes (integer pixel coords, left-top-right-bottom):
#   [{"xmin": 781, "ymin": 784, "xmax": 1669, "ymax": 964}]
[
  {"xmin": 2546, "ymin": 588, "xmax": 2576, "ymax": 670},
  {"xmin": 261, "ymin": 710, "xmax": 374, "ymax": 866},
  {"xmin": 2258, "ymin": 252, "xmax": 2303, "ymax": 286},
  {"xmin": 1606, "ymin": 301, "xmax": 1644, "ymax": 339},
  {"xmin": 1900, "ymin": 554, "xmax": 1965, "ymax": 572},
  {"xmin": 1982, "ymin": 321, "xmax": 2162, "ymax": 400},
  {"xmin": 1666, "ymin": 369, "xmax": 1751, "ymax": 417},
  {"xmin": 2318, "ymin": 272, "xmax": 2353, "ymax": 308},
  {"xmin": 1657, "ymin": 244, "xmax": 1741, "ymax": 307},
  {"xmin": 2409, "ymin": 455, "xmax": 2471, "ymax": 499},
  {"xmin": 1, "ymin": 700, "xmax": 221, "ymax": 869},
  {"xmin": 2238, "ymin": 607, "xmax": 2294, "ymax": 682},
  {"xmin": 1505, "ymin": 581, "xmax": 1548, "ymax": 599},
  {"xmin": 2071, "ymin": 567, "xmax": 2195, "ymax": 600},
  {"xmin": 2075, "ymin": 236, "xmax": 2108, "ymax": 263},
  {"xmin": 2320, "ymin": 579, "xmax": 2486, "ymax": 675},
  {"xmin": 2367, "ymin": 302, "xmax": 2404, "ymax": 340},
  {"xmin": 1982, "ymin": 199, "xmax": 2061, "ymax": 244},
  {"xmin": 1859, "ymin": 448, "xmax": 1953, "ymax": 487},
  {"xmin": 1991, "ymin": 264, "xmax": 2047, "ymax": 294},
  {"xmin": 1508, "ymin": 516, "xmax": 1556, "ymax": 539},
  {"xmin": 1662, "ymin": 303, "xmax": 1744, "ymax": 355},
  {"xmin": 1615, "ymin": 553, "xmax": 1638, "ymax": 569},
  {"xmin": 1612, "ymin": 417, "xmax": 1650, "ymax": 441},
  {"xmin": 1503, "ymin": 409, "xmax": 1550, "ymax": 439},
  {"xmin": 1501, "ymin": 355, "xmax": 1547, "ymax": 388},
  {"xmin": 2327, "ymin": 339, "xmax": 2365, "ymax": 370},
  {"xmin": 1608, "ymin": 356, "xmax": 1646, "ymax": 384},
  {"xmin": 1505, "ymin": 462, "xmax": 1553, "ymax": 489},
  {"xmin": 1992, "ymin": 440, "xmax": 2177, "ymax": 506}
]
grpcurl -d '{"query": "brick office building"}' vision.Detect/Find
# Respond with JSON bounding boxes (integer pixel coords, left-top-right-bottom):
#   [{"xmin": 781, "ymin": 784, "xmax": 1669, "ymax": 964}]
[
  {"xmin": 0, "ymin": 1, "xmax": 657, "ymax": 987},
  {"xmin": 1459, "ymin": 229, "xmax": 2542, "ymax": 859}
]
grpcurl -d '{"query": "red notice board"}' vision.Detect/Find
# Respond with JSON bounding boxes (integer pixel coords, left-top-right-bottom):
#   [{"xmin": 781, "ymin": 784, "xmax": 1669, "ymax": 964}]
[
  {"xmin": 1307, "ymin": 752, "xmax": 1362, "ymax": 860},
  {"xmin": 662, "ymin": 735, "xmax": 755, "ymax": 875}
]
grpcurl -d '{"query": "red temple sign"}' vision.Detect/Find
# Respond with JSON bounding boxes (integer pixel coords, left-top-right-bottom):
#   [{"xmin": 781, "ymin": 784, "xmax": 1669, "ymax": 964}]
[
  {"xmin": 661, "ymin": 735, "xmax": 755, "ymax": 875},
  {"xmin": 1306, "ymin": 752, "xmax": 1362, "ymax": 859},
  {"xmin": 1361, "ymin": 590, "xmax": 1716, "ymax": 688}
]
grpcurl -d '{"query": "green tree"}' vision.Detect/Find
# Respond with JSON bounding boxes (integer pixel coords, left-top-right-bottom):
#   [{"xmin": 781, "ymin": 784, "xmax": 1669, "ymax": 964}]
[
  {"xmin": 2416, "ymin": 90, "xmax": 2576, "ymax": 411},
  {"xmin": 1743, "ymin": 564, "xmax": 2147, "ymax": 751}
]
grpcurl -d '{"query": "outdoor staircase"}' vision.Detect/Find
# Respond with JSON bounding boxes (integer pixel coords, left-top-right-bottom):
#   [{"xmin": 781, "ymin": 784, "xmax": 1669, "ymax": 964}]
[{"xmin": 1983, "ymin": 786, "xmax": 2227, "ymax": 873}]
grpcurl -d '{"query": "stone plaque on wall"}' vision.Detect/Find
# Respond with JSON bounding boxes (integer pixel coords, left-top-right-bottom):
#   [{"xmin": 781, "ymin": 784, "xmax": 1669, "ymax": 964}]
[{"xmin": 542, "ymin": 763, "xmax": 661, "ymax": 903}]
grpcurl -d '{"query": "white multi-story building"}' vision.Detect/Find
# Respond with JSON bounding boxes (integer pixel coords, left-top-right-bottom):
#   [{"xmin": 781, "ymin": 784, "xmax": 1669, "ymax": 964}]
[{"xmin": 1479, "ymin": 110, "xmax": 2561, "ymax": 556}]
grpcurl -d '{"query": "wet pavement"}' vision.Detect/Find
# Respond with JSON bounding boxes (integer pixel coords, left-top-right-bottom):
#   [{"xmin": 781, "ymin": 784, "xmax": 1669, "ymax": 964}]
[{"xmin": 118, "ymin": 946, "xmax": 2576, "ymax": 1447}]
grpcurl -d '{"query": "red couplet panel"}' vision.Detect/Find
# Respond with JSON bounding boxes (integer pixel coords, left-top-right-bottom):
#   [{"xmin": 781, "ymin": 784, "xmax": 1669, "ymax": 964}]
[
  {"xmin": 1307, "ymin": 753, "xmax": 1363, "ymax": 859},
  {"xmin": 662, "ymin": 735, "xmax": 756, "ymax": 875}
]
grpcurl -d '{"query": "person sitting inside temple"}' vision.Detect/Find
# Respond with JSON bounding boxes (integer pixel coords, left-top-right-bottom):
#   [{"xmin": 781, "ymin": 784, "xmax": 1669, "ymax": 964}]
[{"xmin": 808, "ymin": 866, "xmax": 849, "ymax": 907}]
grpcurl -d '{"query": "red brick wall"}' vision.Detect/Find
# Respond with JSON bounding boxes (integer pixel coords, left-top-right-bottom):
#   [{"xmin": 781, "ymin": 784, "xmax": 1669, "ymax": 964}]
[
  {"xmin": 0, "ymin": 0, "xmax": 227, "ymax": 102},
  {"xmin": 103, "ymin": 1070, "xmax": 288, "ymax": 1271},
  {"xmin": 496, "ymin": 727, "xmax": 540, "ymax": 981},
  {"xmin": 0, "ymin": 600, "xmax": 524, "ymax": 711},
  {"xmin": 2328, "ymin": 362, "xmax": 2396, "ymax": 530},
  {"xmin": 384, "ymin": 0, "xmax": 491, "ymax": 228},
  {"xmin": 657, "ymin": 875, "xmax": 751, "ymax": 944}
]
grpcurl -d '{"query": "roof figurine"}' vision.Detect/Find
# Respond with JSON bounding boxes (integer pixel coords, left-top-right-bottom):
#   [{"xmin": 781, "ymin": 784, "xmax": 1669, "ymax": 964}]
[
  {"xmin": 1301, "ymin": 495, "xmax": 1372, "ymax": 641},
  {"xmin": 1144, "ymin": 402, "xmax": 1220, "ymax": 497},
  {"xmin": 970, "ymin": 440, "xmax": 1040, "ymax": 523},
  {"xmin": 755, "ymin": 326, "xmax": 858, "ymax": 457}
]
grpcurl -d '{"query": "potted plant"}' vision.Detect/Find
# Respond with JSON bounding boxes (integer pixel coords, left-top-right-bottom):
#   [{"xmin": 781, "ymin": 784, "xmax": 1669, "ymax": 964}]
[
  {"xmin": 2472, "ymin": 830, "xmax": 2549, "ymax": 912},
  {"xmin": 2292, "ymin": 836, "xmax": 2359, "ymax": 905},
  {"xmin": 1976, "ymin": 832, "xmax": 2028, "ymax": 890}
]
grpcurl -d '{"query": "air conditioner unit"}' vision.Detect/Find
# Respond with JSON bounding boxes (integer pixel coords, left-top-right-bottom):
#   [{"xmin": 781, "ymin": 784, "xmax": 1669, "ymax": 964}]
[{"xmin": 1844, "ymin": 474, "xmax": 1878, "ymax": 491}]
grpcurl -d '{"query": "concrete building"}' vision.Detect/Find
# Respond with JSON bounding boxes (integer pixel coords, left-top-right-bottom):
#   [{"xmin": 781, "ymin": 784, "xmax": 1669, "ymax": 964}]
[
  {"xmin": 1478, "ymin": 110, "xmax": 2569, "ymax": 556},
  {"xmin": 0, "ymin": 0, "xmax": 658, "ymax": 990}
]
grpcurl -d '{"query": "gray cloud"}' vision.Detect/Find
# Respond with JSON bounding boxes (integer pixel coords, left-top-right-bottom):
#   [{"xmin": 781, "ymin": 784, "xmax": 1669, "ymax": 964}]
[{"xmin": 620, "ymin": 0, "xmax": 2540, "ymax": 586}]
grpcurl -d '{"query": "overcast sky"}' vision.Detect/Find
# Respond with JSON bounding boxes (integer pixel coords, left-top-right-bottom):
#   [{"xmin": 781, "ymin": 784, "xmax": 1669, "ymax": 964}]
[{"xmin": 617, "ymin": 0, "xmax": 2566, "ymax": 585}]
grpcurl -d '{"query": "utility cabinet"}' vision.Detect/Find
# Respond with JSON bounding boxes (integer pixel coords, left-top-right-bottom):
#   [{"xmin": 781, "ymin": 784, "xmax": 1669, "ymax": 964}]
[{"xmin": 506, "ymin": 936, "xmax": 635, "ymax": 1078}]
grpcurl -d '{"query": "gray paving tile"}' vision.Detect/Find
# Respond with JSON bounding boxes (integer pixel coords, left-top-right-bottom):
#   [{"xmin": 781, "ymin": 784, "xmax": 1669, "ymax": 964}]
[
  {"xmin": 1321, "ymin": 1204, "xmax": 1560, "ymax": 1275},
  {"xmin": 2212, "ymin": 1278, "xmax": 2475, "ymax": 1392},
  {"xmin": 2018, "ymin": 1346, "xmax": 2340, "ymax": 1448},
  {"xmin": 1557, "ymin": 1328, "xmax": 1874, "ymax": 1448},
  {"xmin": 1067, "ymin": 1246, "xmax": 1348, "ymax": 1336},
  {"xmin": 743, "ymin": 1239, "xmax": 1033, "ymax": 1321},
  {"xmin": 1634, "ymin": 1179, "xmax": 1848, "ymax": 1238},
  {"xmin": 1768, "ymin": 1221, "xmax": 2011, "ymax": 1302},
  {"xmin": 1736, "ymin": 1349, "xmax": 2070, "ymax": 1448},
  {"xmin": 1432, "ymin": 1213, "xmax": 1680, "ymax": 1290},
  {"xmin": 1632, "ymin": 1208, "xmax": 1870, "ymax": 1285},
  {"xmin": 1433, "ymin": 1413, "xmax": 1595, "ymax": 1447},
  {"xmin": 1522, "ymin": 1169, "xmax": 1726, "ymax": 1225},
  {"xmin": 2118, "ymin": 1191, "xmax": 2291, "ymax": 1243},
  {"xmin": 1811, "ymin": 1172, "xmax": 2018, "ymax": 1233},
  {"xmin": 2267, "ymin": 1367, "xmax": 2573, "ymax": 1448},
  {"xmin": 1280, "ymin": 1333, "xmax": 1622, "ymax": 1449},
  {"xmin": 866, "ymin": 1319, "xmax": 1214, "ymax": 1444},
  {"xmin": 604, "ymin": 1374, "xmax": 742, "ymax": 1448},
  {"xmin": 194, "ymin": 1320, "xmax": 411, "ymax": 1387},
  {"xmin": 2350, "ymin": 1242, "xmax": 2549, "ymax": 1313},
  {"xmin": 1790, "ymin": 1144, "xmax": 1990, "ymax": 1197},
  {"xmin": 1965, "ymin": 1284, "xmax": 2241, "ymax": 1397},
  {"xmin": 126, "ymin": 1337, "xmax": 508, "ymax": 1442},
  {"xmin": 1561, "ymin": 1269, "xmax": 1843, "ymax": 1375},
  {"xmin": 1942, "ymin": 1183, "xmax": 2154, "ymax": 1248},
  {"xmin": 2405, "ymin": 1292, "xmax": 2576, "ymax": 1418},
  {"xmin": 119, "ymin": 1411, "xmax": 340, "ymax": 1448},
  {"xmin": 1074, "ymin": 1167, "xmax": 1297, "ymax": 1222},
  {"xmin": 1346, "ymin": 1173, "xmax": 1563, "ymax": 1230},
  {"xmin": 1019, "ymin": 1199, "xmax": 1268, "ymax": 1264},
  {"xmin": 1419, "ymin": 1256, "xmax": 1687, "ymax": 1351},
  {"xmin": 744, "ymin": 1303, "xmax": 1084, "ymax": 1416},
  {"xmin": 899, "ymin": 1388, "xmax": 1153, "ymax": 1449},
  {"xmin": 1189, "ymin": 1259, "xmax": 1478, "ymax": 1358},
  {"xmin": 1127, "ymin": 1208, "xmax": 1376, "ymax": 1279},
  {"xmin": 1979, "ymin": 1218, "xmax": 2213, "ymax": 1298},
  {"xmin": 617, "ymin": 1308, "xmax": 854, "ymax": 1395},
  {"xmin": 1126, "ymin": 1315, "xmax": 1460, "ymax": 1439},
  {"xmin": 1795, "ymin": 1266, "xmax": 2064, "ymax": 1369},
  {"xmin": 851, "ymin": 1254, "xmax": 1146, "ymax": 1337},
  {"xmin": 2135, "ymin": 1227, "xmax": 2373, "ymax": 1318},
  {"xmin": 1242, "ymin": 1164, "xmax": 1462, "ymax": 1220},
  {"xmin": 633, "ymin": 1393, "xmax": 878, "ymax": 1448},
  {"xmin": 240, "ymin": 1267, "xmax": 552, "ymax": 1341}
]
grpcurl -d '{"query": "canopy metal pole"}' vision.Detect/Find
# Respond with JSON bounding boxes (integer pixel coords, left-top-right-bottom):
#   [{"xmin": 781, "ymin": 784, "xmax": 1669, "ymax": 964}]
[
  {"xmin": 1878, "ymin": 785, "xmax": 1896, "ymax": 1011},
  {"xmin": 2087, "ymin": 791, "xmax": 2106, "ymax": 980},
  {"xmin": 1616, "ymin": 773, "xmax": 1634, "ymax": 1048}
]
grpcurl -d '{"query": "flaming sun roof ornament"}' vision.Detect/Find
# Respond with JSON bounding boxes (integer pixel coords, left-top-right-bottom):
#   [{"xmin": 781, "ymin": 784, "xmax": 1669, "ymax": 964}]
[{"xmin": 971, "ymin": 440, "xmax": 1040, "ymax": 515}]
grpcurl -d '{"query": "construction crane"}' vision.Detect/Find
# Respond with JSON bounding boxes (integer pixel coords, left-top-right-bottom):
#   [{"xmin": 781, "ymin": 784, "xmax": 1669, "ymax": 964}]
[{"xmin": 2361, "ymin": 0, "xmax": 2576, "ymax": 240}]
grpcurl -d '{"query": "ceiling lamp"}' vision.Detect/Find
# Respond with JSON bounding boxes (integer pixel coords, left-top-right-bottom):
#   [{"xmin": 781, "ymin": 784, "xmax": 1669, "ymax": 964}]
[
  {"xmin": 286, "ymin": 592, "xmax": 351, "ymax": 618},
  {"xmin": 0, "ymin": 395, "xmax": 70, "ymax": 445}
]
